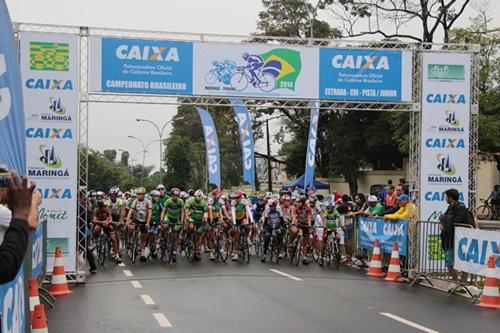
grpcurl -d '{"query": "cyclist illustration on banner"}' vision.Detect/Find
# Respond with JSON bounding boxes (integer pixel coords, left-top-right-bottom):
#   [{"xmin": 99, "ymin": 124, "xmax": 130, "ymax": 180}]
[{"xmin": 204, "ymin": 48, "xmax": 301, "ymax": 93}]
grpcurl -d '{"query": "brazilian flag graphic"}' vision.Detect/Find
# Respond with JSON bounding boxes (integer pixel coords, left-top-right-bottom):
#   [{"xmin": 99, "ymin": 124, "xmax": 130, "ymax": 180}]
[
  {"xmin": 30, "ymin": 42, "xmax": 69, "ymax": 71},
  {"xmin": 259, "ymin": 48, "xmax": 301, "ymax": 91}
]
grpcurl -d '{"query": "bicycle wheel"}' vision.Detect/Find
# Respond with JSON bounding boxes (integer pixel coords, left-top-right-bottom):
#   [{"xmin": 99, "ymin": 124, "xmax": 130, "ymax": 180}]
[
  {"xmin": 131, "ymin": 233, "xmax": 139, "ymax": 264},
  {"xmin": 166, "ymin": 231, "xmax": 174, "ymax": 264},
  {"xmin": 476, "ymin": 204, "xmax": 491, "ymax": 220},
  {"xmin": 258, "ymin": 73, "xmax": 276, "ymax": 92},
  {"xmin": 333, "ymin": 240, "xmax": 341, "ymax": 270},
  {"xmin": 218, "ymin": 232, "xmax": 229, "ymax": 263},
  {"xmin": 294, "ymin": 237, "xmax": 302, "ymax": 266},
  {"xmin": 186, "ymin": 232, "xmax": 195, "ymax": 263},
  {"xmin": 97, "ymin": 235, "xmax": 106, "ymax": 266},
  {"xmin": 255, "ymin": 231, "xmax": 264, "ymax": 256},
  {"xmin": 205, "ymin": 72, "xmax": 218, "ymax": 85},
  {"xmin": 230, "ymin": 72, "xmax": 249, "ymax": 91}
]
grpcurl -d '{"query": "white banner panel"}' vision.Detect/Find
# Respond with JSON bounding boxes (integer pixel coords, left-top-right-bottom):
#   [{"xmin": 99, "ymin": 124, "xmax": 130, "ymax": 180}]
[
  {"xmin": 20, "ymin": 32, "xmax": 79, "ymax": 273},
  {"xmin": 454, "ymin": 227, "xmax": 500, "ymax": 278},
  {"xmin": 419, "ymin": 52, "xmax": 471, "ymax": 269},
  {"xmin": 193, "ymin": 42, "xmax": 318, "ymax": 99}
]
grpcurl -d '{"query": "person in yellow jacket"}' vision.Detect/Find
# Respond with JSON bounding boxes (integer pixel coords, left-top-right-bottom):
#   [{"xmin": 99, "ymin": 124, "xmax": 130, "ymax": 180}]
[{"xmin": 383, "ymin": 194, "xmax": 417, "ymax": 221}]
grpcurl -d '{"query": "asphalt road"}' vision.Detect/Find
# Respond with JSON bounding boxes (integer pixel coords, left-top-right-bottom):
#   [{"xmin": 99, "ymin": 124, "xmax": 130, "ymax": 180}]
[{"xmin": 47, "ymin": 254, "xmax": 500, "ymax": 333}]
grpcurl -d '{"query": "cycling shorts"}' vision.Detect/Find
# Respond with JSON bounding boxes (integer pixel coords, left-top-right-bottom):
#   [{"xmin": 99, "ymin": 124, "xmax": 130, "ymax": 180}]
[
  {"xmin": 132, "ymin": 219, "xmax": 148, "ymax": 233},
  {"xmin": 190, "ymin": 219, "xmax": 204, "ymax": 234}
]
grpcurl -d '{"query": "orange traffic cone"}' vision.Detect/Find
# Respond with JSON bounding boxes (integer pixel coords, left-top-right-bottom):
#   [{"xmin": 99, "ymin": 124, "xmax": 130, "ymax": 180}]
[
  {"xmin": 29, "ymin": 278, "xmax": 41, "ymax": 324},
  {"xmin": 367, "ymin": 239, "xmax": 385, "ymax": 277},
  {"xmin": 49, "ymin": 246, "xmax": 72, "ymax": 296},
  {"xmin": 385, "ymin": 242, "xmax": 402, "ymax": 282},
  {"xmin": 476, "ymin": 256, "xmax": 500, "ymax": 309},
  {"xmin": 31, "ymin": 304, "xmax": 49, "ymax": 333}
]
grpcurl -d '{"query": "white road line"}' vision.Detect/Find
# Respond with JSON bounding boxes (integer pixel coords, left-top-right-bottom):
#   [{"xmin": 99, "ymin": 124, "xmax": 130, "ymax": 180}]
[
  {"xmin": 380, "ymin": 312, "xmax": 439, "ymax": 333},
  {"xmin": 269, "ymin": 269, "xmax": 303, "ymax": 281},
  {"xmin": 123, "ymin": 270, "xmax": 133, "ymax": 277},
  {"xmin": 130, "ymin": 280, "xmax": 143, "ymax": 289},
  {"xmin": 153, "ymin": 313, "xmax": 172, "ymax": 328},
  {"xmin": 118, "ymin": 263, "xmax": 126, "ymax": 267},
  {"xmin": 140, "ymin": 294, "xmax": 155, "ymax": 305}
]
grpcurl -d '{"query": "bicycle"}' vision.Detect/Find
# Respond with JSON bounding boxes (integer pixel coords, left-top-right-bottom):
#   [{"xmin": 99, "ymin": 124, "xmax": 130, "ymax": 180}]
[
  {"xmin": 159, "ymin": 222, "xmax": 177, "ymax": 264},
  {"xmin": 213, "ymin": 222, "xmax": 229, "ymax": 263},
  {"xmin": 126, "ymin": 226, "xmax": 140, "ymax": 264},
  {"xmin": 95, "ymin": 228, "xmax": 112, "ymax": 266},
  {"xmin": 319, "ymin": 230, "xmax": 342, "ymax": 270},
  {"xmin": 230, "ymin": 66, "xmax": 276, "ymax": 92},
  {"xmin": 476, "ymin": 198, "xmax": 497, "ymax": 220},
  {"xmin": 231, "ymin": 224, "xmax": 250, "ymax": 263},
  {"xmin": 286, "ymin": 224, "xmax": 311, "ymax": 266},
  {"xmin": 262, "ymin": 224, "xmax": 282, "ymax": 264}
]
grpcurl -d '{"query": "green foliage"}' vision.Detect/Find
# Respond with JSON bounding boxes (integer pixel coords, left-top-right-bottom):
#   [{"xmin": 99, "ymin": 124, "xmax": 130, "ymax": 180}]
[
  {"xmin": 164, "ymin": 135, "xmax": 195, "ymax": 190},
  {"xmin": 103, "ymin": 149, "xmax": 117, "ymax": 162},
  {"xmin": 120, "ymin": 150, "xmax": 129, "ymax": 167}
]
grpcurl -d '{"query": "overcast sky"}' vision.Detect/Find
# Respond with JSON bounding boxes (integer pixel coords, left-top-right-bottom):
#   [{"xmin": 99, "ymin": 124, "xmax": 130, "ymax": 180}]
[{"xmin": 6, "ymin": 0, "xmax": 496, "ymax": 171}]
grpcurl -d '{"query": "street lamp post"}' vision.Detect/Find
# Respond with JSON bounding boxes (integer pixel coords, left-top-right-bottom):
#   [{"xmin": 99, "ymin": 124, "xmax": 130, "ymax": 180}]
[
  {"xmin": 128, "ymin": 136, "xmax": 161, "ymax": 186},
  {"xmin": 136, "ymin": 117, "xmax": 184, "ymax": 183}
]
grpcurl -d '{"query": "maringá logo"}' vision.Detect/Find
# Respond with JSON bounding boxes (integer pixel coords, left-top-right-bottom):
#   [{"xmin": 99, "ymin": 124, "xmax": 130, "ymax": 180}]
[
  {"xmin": 427, "ymin": 64, "xmax": 464, "ymax": 81},
  {"xmin": 30, "ymin": 42, "xmax": 69, "ymax": 71},
  {"xmin": 39, "ymin": 145, "xmax": 62, "ymax": 169},
  {"xmin": 436, "ymin": 153, "xmax": 456, "ymax": 176},
  {"xmin": 204, "ymin": 48, "xmax": 301, "ymax": 93},
  {"xmin": 41, "ymin": 97, "xmax": 72, "ymax": 122},
  {"xmin": 49, "ymin": 97, "xmax": 67, "ymax": 115},
  {"xmin": 445, "ymin": 110, "xmax": 459, "ymax": 126}
]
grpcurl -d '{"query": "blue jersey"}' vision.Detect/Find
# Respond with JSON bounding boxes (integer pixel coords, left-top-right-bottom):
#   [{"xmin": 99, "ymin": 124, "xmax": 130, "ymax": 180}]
[{"xmin": 253, "ymin": 203, "xmax": 266, "ymax": 221}]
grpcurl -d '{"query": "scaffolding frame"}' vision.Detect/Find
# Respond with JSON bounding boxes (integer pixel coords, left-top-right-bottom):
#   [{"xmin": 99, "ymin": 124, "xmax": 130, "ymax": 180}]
[{"xmin": 16, "ymin": 22, "xmax": 479, "ymax": 283}]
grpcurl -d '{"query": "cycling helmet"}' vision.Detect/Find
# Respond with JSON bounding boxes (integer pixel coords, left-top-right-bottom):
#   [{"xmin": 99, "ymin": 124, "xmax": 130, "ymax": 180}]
[
  {"xmin": 156, "ymin": 184, "xmax": 166, "ymax": 191},
  {"xmin": 170, "ymin": 187, "xmax": 181, "ymax": 196},
  {"xmin": 269, "ymin": 198, "xmax": 278, "ymax": 207},
  {"xmin": 96, "ymin": 191, "xmax": 105, "ymax": 197},
  {"xmin": 188, "ymin": 189, "xmax": 195, "ymax": 197},
  {"xmin": 235, "ymin": 190, "xmax": 244, "ymax": 199},
  {"xmin": 194, "ymin": 190, "xmax": 204, "ymax": 200},
  {"xmin": 325, "ymin": 202, "xmax": 334, "ymax": 209},
  {"xmin": 367, "ymin": 195, "xmax": 378, "ymax": 203},
  {"xmin": 211, "ymin": 188, "xmax": 222, "ymax": 198},
  {"xmin": 308, "ymin": 195, "xmax": 317, "ymax": 203},
  {"xmin": 179, "ymin": 191, "xmax": 187, "ymax": 199},
  {"xmin": 109, "ymin": 187, "xmax": 120, "ymax": 196},
  {"xmin": 136, "ymin": 187, "xmax": 146, "ymax": 195},
  {"xmin": 151, "ymin": 190, "xmax": 161, "ymax": 197},
  {"xmin": 242, "ymin": 52, "xmax": 249, "ymax": 60},
  {"xmin": 265, "ymin": 192, "xmax": 273, "ymax": 199},
  {"xmin": 88, "ymin": 190, "xmax": 96, "ymax": 198}
]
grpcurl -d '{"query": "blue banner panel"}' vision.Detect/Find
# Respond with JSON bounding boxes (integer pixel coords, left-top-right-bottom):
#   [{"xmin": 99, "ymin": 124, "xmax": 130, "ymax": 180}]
[
  {"xmin": 0, "ymin": 0, "xmax": 26, "ymax": 175},
  {"xmin": 230, "ymin": 99, "xmax": 255, "ymax": 189},
  {"xmin": 100, "ymin": 37, "xmax": 193, "ymax": 95},
  {"xmin": 0, "ymin": 264, "xmax": 26, "ymax": 333},
  {"xmin": 357, "ymin": 216, "xmax": 408, "ymax": 255},
  {"xmin": 196, "ymin": 107, "xmax": 221, "ymax": 188},
  {"xmin": 31, "ymin": 222, "xmax": 44, "ymax": 278},
  {"xmin": 319, "ymin": 48, "xmax": 406, "ymax": 102},
  {"xmin": 304, "ymin": 101, "xmax": 319, "ymax": 189}
]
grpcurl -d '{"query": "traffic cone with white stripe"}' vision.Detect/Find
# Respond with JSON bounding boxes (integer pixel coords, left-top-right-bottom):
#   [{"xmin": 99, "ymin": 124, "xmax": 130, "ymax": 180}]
[
  {"xmin": 384, "ymin": 241, "xmax": 402, "ymax": 282},
  {"xmin": 29, "ymin": 278, "xmax": 41, "ymax": 324},
  {"xmin": 49, "ymin": 246, "xmax": 72, "ymax": 296},
  {"xmin": 367, "ymin": 239, "xmax": 385, "ymax": 277},
  {"xmin": 476, "ymin": 256, "xmax": 500, "ymax": 309},
  {"xmin": 31, "ymin": 304, "xmax": 48, "ymax": 333}
]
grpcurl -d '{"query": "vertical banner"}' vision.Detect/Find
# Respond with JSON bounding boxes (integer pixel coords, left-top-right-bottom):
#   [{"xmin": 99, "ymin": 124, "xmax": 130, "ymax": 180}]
[
  {"xmin": 230, "ymin": 99, "xmax": 255, "ymax": 189},
  {"xmin": 196, "ymin": 107, "xmax": 221, "ymax": 188},
  {"xmin": 304, "ymin": 101, "xmax": 319, "ymax": 189},
  {"xmin": 20, "ymin": 32, "xmax": 79, "ymax": 273},
  {"xmin": 419, "ymin": 52, "xmax": 471, "ymax": 269},
  {"xmin": 0, "ymin": 1, "xmax": 27, "ymax": 332}
]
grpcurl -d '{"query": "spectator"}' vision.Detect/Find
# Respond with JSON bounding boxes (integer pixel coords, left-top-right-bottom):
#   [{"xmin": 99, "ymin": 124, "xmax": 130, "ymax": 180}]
[
  {"xmin": 79, "ymin": 189, "xmax": 97, "ymax": 273},
  {"xmin": 0, "ymin": 171, "xmax": 37, "ymax": 284},
  {"xmin": 379, "ymin": 179, "xmax": 392, "ymax": 203},
  {"xmin": 384, "ymin": 185, "xmax": 397, "ymax": 209},
  {"xmin": 380, "ymin": 184, "xmax": 404, "ymax": 216},
  {"xmin": 398, "ymin": 177, "xmax": 409, "ymax": 195},
  {"xmin": 352, "ymin": 193, "xmax": 367, "ymax": 213},
  {"xmin": 337, "ymin": 194, "xmax": 353, "ymax": 214},
  {"xmin": 362, "ymin": 195, "xmax": 384, "ymax": 217},
  {"xmin": 439, "ymin": 188, "xmax": 473, "ymax": 292},
  {"xmin": 383, "ymin": 194, "xmax": 417, "ymax": 221},
  {"xmin": 487, "ymin": 185, "xmax": 500, "ymax": 219}
]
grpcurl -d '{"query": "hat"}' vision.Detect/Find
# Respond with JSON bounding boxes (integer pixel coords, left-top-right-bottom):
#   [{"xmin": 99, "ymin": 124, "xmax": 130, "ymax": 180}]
[
  {"xmin": 367, "ymin": 195, "xmax": 378, "ymax": 203},
  {"xmin": 398, "ymin": 194, "xmax": 410, "ymax": 202}
]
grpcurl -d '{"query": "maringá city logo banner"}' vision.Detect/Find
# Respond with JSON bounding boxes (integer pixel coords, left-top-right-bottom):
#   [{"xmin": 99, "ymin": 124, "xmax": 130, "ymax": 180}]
[
  {"xmin": 196, "ymin": 107, "xmax": 221, "ymax": 189},
  {"xmin": 230, "ymin": 99, "xmax": 255, "ymax": 189}
]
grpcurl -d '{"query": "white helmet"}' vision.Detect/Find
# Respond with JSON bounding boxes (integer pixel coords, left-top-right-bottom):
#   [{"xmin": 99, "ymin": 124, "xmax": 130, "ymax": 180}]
[
  {"xmin": 151, "ymin": 190, "xmax": 161, "ymax": 197},
  {"xmin": 368, "ymin": 195, "xmax": 378, "ymax": 203},
  {"xmin": 194, "ymin": 190, "xmax": 204, "ymax": 200}
]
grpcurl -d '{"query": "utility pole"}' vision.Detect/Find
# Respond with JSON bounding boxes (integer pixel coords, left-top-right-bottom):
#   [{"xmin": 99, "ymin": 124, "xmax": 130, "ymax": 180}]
[{"xmin": 266, "ymin": 118, "xmax": 272, "ymax": 192}]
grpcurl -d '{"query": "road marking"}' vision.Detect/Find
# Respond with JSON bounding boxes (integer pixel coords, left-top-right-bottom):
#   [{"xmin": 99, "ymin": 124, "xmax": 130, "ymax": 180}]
[
  {"xmin": 269, "ymin": 269, "xmax": 303, "ymax": 281},
  {"xmin": 140, "ymin": 294, "xmax": 155, "ymax": 305},
  {"xmin": 153, "ymin": 313, "xmax": 172, "ymax": 328},
  {"xmin": 380, "ymin": 312, "xmax": 439, "ymax": 333},
  {"xmin": 130, "ymin": 280, "xmax": 142, "ymax": 289},
  {"xmin": 123, "ymin": 270, "xmax": 133, "ymax": 277},
  {"xmin": 118, "ymin": 262, "xmax": 126, "ymax": 267}
]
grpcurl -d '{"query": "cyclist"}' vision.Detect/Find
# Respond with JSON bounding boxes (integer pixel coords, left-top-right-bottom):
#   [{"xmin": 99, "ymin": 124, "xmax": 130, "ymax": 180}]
[
  {"xmin": 156, "ymin": 184, "xmax": 169, "ymax": 206},
  {"xmin": 261, "ymin": 199, "xmax": 284, "ymax": 263},
  {"xmin": 252, "ymin": 196, "xmax": 267, "ymax": 224},
  {"xmin": 92, "ymin": 198, "xmax": 122, "ymax": 263},
  {"xmin": 290, "ymin": 196, "xmax": 312, "ymax": 265},
  {"xmin": 231, "ymin": 190, "xmax": 249, "ymax": 261},
  {"xmin": 308, "ymin": 196, "xmax": 323, "ymax": 255},
  {"xmin": 279, "ymin": 192, "xmax": 293, "ymax": 222},
  {"xmin": 184, "ymin": 190, "xmax": 207, "ymax": 261},
  {"xmin": 126, "ymin": 187, "xmax": 152, "ymax": 262},
  {"xmin": 321, "ymin": 202, "xmax": 342, "ymax": 265},
  {"xmin": 106, "ymin": 187, "xmax": 125, "ymax": 223},
  {"xmin": 206, "ymin": 188, "xmax": 227, "ymax": 261},
  {"xmin": 242, "ymin": 52, "xmax": 264, "ymax": 87},
  {"xmin": 160, "ymin": 188, "xmax": 184, "ymax": 262},
  {"xmin": 149, "ymin": 190, "xmax": 164, "ymax": 258}
]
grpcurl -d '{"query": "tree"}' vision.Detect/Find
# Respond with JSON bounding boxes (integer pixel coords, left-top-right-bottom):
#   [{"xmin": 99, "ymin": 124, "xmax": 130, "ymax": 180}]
[
  {"xmin": 164, "ymin": 135, "xmax": 196, "ymax": 189},
  {"xmin": 324, "ymin": 0, "xmax": 472, "ymax": 43},
  {"xmin": 120, "ymin": 150, "xmax": 130, "ymax": 167},
  {"xmin": 103, "ymin": 149, "xmax": 117, "ymax": 162}
]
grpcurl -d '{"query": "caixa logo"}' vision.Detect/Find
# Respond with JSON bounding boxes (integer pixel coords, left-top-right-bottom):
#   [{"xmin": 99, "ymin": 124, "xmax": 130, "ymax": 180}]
[
  {"xmin": 424, "ymin": 191, "xmax": 464, "ymax": 201},
  {"xmin": 25, "ymin": 78, "xmax": 73, "ymax": 90},
  {"xmin": 115, "ymin": 45, "xmax": 179, "ymax": 62},
  {"xmin": 331, "ymin": 54, "xmax": 389, "ymax": 70},
  {"xmin": 425, "ymin": 138, "xmax": 465, "ymax": 148},
  {"xmin": 425, "ymin": 93, "xmax": 466, "ymax": 104},
  {"xmin": 0, "ymin": 53, "xmax": 12, "ymax": 121},
  {"xmin": 26, "ymin": 127, "xmax": 73, "ymax": 139},
  {"xmin": 36, "ymin": 187, "xmax": 72, "ymax": 199}
]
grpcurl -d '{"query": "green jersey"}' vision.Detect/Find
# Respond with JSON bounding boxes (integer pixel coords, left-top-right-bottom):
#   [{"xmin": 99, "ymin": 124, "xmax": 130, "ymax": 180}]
[
  {"xmin": 234, "ymin": 201, "xmax": 246, "ymax": 221},
  {"xmin": 185, "ymin": 198, "xmax": 207, "ymax": 222},
  {"xmin": 366, "ymin": 203, "xmax": 384, "ymax": 216},
  {"xmin": 159, "ymin": 195, "xmax": 169, "ymax": 207},
  {"xmin": 323, "ymin": 209, "xmax": 340, "ymax": 230},
  {"xmin": 210, "ymin": 200, "xmax": 223, "ymax": 221},
  {"xmin": 151, "ymin": 200, "xmax": 163, "ymax": 224},
  {"xmin": 164, "ymin": 197, "xmax": 184, "ymax": 222}
]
